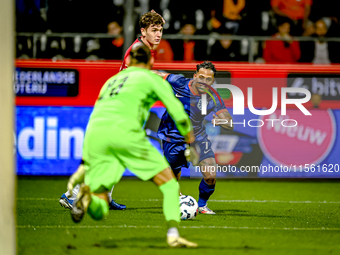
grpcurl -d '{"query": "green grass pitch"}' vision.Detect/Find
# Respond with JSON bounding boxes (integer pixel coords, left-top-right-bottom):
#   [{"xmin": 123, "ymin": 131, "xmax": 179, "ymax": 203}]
[{"xmin": 17, "ymin": 178, "xmax": 340, "ymax": 254}]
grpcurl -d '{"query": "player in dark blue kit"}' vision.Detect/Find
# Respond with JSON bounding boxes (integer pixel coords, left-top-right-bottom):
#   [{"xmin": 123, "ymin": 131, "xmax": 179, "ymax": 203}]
[{"xmin": 153, "ymin": 61, "xmax": 233, "ymax": 214}]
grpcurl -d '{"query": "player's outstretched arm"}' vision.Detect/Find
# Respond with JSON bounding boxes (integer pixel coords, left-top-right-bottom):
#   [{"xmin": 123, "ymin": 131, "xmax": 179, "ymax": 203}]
[
  {"xmin": 151, "ymin": 70, "xmax": 169, "ymax": 78},
  {"xmin": 212, "ymin": 111, "xmax": 234, "ymax": 131}
]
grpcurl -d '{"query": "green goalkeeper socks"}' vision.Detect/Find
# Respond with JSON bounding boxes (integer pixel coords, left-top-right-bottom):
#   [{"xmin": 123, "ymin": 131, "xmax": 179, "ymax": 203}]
[
  {"xmin": 87, "ymin": 179, "xmax": 179, "ymax": 225},
  {"xmin": 159, "ymin": 178, "xmax": 180, "ymax": 227},
  {"xmin": 87, "ymin": 195, "xmax": 109, "ymax": 220}
]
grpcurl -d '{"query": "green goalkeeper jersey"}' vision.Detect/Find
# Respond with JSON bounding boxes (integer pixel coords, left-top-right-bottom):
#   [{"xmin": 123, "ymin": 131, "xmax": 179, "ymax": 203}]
[{"xmin": 87, "ymin": 66, "xmax": 191, "ymax": 137}]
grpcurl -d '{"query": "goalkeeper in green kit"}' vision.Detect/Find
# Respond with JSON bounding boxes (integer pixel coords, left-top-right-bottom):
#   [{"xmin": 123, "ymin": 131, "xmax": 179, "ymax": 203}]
[{"xmin": 67, "ymin": 42, "xmax": 197, "ymax": 248}]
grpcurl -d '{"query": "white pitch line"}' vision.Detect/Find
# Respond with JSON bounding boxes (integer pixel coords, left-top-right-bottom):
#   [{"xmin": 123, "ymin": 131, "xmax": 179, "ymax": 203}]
[
  {"xmin": 16, "ymin": 225, "xmax": 340, "ymax": 231},
  {"xmin": 210, "ymin": 199, "xmax": 340, "ymax": 204},
  {"xmin": 16, "ymin": 198, "xmax": 340, "ymax": 204},
  {"xmin": 16, "ymin": 198, "xmax": 162, "ymax": 201},
  {"xmin": 17, "ymin": 198, "xmax": 56, "ymax": 201}
]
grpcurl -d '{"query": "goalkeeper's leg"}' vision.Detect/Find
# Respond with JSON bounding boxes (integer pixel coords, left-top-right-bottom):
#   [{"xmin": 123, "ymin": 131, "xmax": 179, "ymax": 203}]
[
  {"xmin": 162, "ymin": 141, "xmax": 189, "ymax": 196},
  {"xmin": 71, "ymin": 184, "xmax": 109, "ymax": 223},
  {"xmin": 59, "ymin": 163, "xmax": 85, "ymax": 209},
  {"xmin": 107, "ymin": 185, "xmax": 126, "ymax": 210},
  {"xmin": 153, "ymin": 167, "xmax": 197, "ymax": 248},
  {"xmin": 60, "ymin": 164, "xmax": 86, "ymax": 209},
  {"xmin": 60, "ymin": 164, "xmax": 125, "ymax": 210}
]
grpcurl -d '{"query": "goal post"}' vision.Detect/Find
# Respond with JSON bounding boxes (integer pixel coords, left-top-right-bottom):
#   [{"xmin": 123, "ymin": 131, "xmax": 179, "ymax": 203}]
[{"xmin": 0, "ymin": 0, "xmax": 16, "ymax": 254}]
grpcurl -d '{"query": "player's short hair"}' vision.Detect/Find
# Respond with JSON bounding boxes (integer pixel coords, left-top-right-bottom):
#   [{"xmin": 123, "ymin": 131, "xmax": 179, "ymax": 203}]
[
  {"xmin": 196, "ymin": 61, "xmax": 217, "ymax": 76},
  {"xmin": 130, "ymin": 42, "xmax": 151, "ymax": 64},
  {"xmin": 139, "ymin": 12, "xmax": 164, "ymax": 30}
]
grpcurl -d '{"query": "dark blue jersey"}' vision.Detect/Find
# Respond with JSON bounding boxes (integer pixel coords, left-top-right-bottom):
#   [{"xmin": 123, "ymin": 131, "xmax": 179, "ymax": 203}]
[{"xmin": 157, "ymin": 74, "xmax": 228, "ymax": 143}]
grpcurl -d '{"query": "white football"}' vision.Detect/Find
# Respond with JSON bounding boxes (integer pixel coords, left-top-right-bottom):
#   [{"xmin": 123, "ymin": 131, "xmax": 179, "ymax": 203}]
[{"xmin": 179, "ymin": 195, "xmax": 198, "ymax": 220}]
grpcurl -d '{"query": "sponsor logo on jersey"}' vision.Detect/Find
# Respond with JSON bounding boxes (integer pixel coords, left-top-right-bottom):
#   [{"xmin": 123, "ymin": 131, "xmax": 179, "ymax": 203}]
[
  {"xmin": 197, "ymin": 99, "xmax": 209, "ymax": 111},
  {"xmin": 204, "ymin": 149, "xmax": 211, "ymax": 154}
]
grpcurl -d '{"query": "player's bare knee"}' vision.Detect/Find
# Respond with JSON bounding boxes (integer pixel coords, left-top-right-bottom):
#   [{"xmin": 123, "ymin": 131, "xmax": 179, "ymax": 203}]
[
  {"xmin": 153, "ymin": 167, "xmax": 176, "ymax": 186},
  {"xmin": 204, "ymin": 177, "xmax": 216, "ymax": 185},
  {"xmin": 92, "ymin": 192, "xmax": 109, "ymax": 205}
]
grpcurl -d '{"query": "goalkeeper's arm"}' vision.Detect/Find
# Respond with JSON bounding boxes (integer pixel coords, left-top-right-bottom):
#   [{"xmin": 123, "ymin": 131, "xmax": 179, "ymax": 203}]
[{"xmin": 151, "ymin": 70, "xmax": 169, "ymax": 78}]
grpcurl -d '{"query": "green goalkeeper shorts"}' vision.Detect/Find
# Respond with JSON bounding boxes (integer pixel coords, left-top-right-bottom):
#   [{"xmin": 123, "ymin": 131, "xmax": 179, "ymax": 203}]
[{"xmin": 82, "ymin": 124, "xmax": 169, "ymax": 193}]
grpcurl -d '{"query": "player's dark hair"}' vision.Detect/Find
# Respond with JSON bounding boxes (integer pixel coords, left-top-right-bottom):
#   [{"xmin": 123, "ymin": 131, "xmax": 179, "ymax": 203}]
[
  {"xmin": 139, "ymin": 12, "xmax": 164, "ymax": 30},
  {"xmin": 129, "ymin": 42, "xmax": 151, "ymax": 64},
  {"xmin": 196, "ymin": 61, "xmax": 217, "ymax": 76}
]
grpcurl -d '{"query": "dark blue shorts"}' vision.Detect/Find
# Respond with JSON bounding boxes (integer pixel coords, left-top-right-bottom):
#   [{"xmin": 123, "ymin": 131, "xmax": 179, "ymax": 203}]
[{"xmin": 162, "ymin": 139, "xmax": 215, "ymax": 175}]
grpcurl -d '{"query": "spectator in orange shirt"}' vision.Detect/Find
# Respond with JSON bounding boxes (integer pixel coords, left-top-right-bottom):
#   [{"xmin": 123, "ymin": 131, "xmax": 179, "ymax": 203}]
[
  {"xmin": 154, "ymin": 39, "xmax": 174, "ymax": 61},
  {"xmin": 181, "ymin": 24, "xmax": 196, "ymax": 61},
  {"xmin": 271, "ymin": 0, "xmax": 312, "ymax": 35},
  {"xmin": 209, "ymin": 0, "xmax": 245, "ymax": 34},
  {"xmin": 100, "ymin": 21, "xmax": 124, "ymax": 60},
  {"xmin": 263, "ymin": 17, "xmax": 301, "ymax": 63},
  {"xmin": 170, "ymin": 23, "xmax": 207, "ymax": 61}
]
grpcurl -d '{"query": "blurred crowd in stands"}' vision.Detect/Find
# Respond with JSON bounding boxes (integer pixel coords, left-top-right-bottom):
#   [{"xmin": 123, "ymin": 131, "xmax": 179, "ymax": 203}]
[{"xmin": 16, "ymin": 0, "xmax": 340, "ymax": 63}]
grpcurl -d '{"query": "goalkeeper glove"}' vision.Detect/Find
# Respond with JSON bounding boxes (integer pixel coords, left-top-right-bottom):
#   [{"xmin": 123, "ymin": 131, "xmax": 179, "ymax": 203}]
[{"xmin": 184, "ymin": 144, "xmax": 199, "ymax": 166}]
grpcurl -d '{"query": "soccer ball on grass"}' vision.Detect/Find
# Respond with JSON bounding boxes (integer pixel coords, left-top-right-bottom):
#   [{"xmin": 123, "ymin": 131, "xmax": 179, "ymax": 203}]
[{"xmin": 179, "ymin": 195, "xmax": 198, "ymax": 220}]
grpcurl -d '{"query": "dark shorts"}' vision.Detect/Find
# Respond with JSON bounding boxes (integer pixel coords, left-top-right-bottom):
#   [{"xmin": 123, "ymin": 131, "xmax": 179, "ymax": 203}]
[{"xmin": 162, "ymin": 139, "xmax": 215, "ymax": 175}]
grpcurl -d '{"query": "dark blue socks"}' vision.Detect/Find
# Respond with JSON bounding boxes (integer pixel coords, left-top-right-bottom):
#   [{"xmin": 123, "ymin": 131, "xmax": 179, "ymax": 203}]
[{"xmin": 198, "ymin": 179, "xmax": 215, "ymax": 207}]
